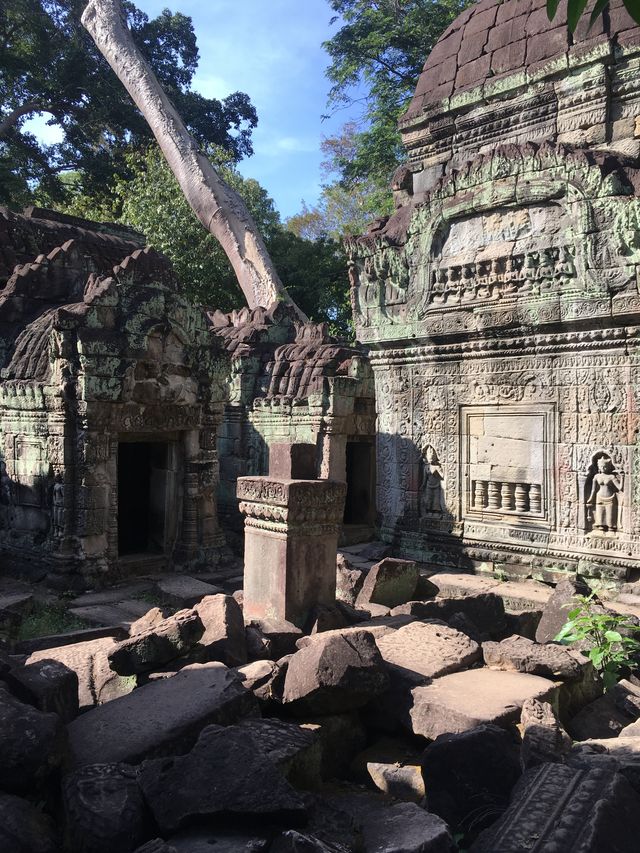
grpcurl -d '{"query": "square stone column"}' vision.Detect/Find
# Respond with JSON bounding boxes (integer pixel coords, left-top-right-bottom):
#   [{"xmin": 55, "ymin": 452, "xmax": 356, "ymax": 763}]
[{"xmin": 237, "ymin": 444, "xmax": 346, "ymax": 627}]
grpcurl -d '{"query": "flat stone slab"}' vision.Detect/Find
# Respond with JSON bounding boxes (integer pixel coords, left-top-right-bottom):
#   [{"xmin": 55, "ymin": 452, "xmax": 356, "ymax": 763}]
[
  {"xmin": 70, "ymin": 583, "xmax": 152, "ymax": 608},
  {"xmin": 409, "ymin": 668, "xmax": 557, "ymax": 739},
  {"xmin": 427, "ymin": 573, "xmax": 552, "ymax": 612},
  {"xmin": 68, "ymin": 663, "xmax": 257, "ymax": 766},
  {"xmin": 69, "ymin": 602, "xmax": 148, "ymax": 628},
  {"xmin": 155, "ymin": 576, "xmax": 223, "ymax": 608},
  {"xmin": 377, "ymin": 621, "xmax": 480, "ymax": 680}
]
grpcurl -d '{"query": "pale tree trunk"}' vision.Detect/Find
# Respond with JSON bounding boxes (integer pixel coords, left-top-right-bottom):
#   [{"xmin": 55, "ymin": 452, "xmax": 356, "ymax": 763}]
[{"xmin": 81, "ymin": 0, "xmax": 306, "ymax": 318}]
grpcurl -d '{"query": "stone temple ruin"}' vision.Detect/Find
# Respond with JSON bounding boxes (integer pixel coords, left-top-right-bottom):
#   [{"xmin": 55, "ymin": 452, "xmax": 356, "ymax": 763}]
[
  {"xmin": 4, "ymin": 2, "xmax": 640, "ymax": 853},
  {"xmin": 346, "ymin": 0, "xmax": 640, "ymax": 586}
]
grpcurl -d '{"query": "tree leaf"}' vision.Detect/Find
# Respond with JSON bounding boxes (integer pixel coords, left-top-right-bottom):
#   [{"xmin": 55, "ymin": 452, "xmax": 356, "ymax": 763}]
[
  {"xmin": 605, "ymin": 630, "xmax": 623, "ymax": 643},
  {"xmin": 623, "ymin": 0, "xmax": 640, "ymax": 25},
  {"xmin": 546, "ymin": 0, "xmax": 561, "ymax": 21}
]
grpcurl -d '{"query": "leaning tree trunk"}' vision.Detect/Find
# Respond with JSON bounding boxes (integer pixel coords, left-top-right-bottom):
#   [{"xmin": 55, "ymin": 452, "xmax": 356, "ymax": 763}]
[{"xmin": 82, "ymin": 0, "xmax": 306, "ymax": 318}]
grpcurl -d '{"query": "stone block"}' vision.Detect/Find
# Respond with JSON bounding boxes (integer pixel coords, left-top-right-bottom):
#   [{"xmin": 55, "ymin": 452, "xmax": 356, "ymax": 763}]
[
  {"xmin": 138, "ymin": 724, "xmax": 307, "ymax": 834},
  {"xmin": 155, "ymin": 576, "xmax": 222, "ymax": 608},
  {"xmin": 68, "ymin": 663, "xmax": 258, "ymax": 766},
  {"xmin": 62, "ymin": 763, "xmax": 153, "ymax": 853},
  {"xmin": 336, "ymin": 555, "xmax": 366, "ymax": 607},
  {"xmin": 568, "ymin": 679, "xmax": 640, "ymax": 740},
  {"xmin": 0, "ymin": 684, "xmax": 68, "ymax": 794},
  {"xmin": 520, "ymin": 698, "xmax": 572, "ymax": 769},
  {"xmin": 482, "ymin": 634, "xmax": 585, "ymax": 679},
  {"xmin": 421, "ymin": 724, "xmax": 521, "ymax": 838},
  {"xmin": 351, "ymin": 737, "xmax": 425, "ymax": 802},
  {"xmin": 377, "ymin": 621, "xmax": 481, "ymax": 680},
  {"xmin": 269, "ymin": 443, "xmax": 317, "ymax": 479},
  {"xmin": 301, "ymin": 713, "xmax": 368, "ymax": 780},
  {"xmin": 0, "ymin": 792, "xmax": 58, "ymax": 853},
  {"xmin": 236, "ymin": 659, "xmax": 278, "ymax": 702},
  {"xmin": 392, "ymin": 592, "xmax": 507, "ymax": 637},
  {"xmin": 535, "ymin": 578, "xmax": 590, "ymax": 644},
  {"xmin": 108, "ymin": 610, "xmax": 205, "ymax": 676},
  {"xmin": 246, "ymin": 618, "xmax": 303, "ymax": 660},
  {"xmin": 4, "ymin": 657, "xmax": 79, "ymax": 722},
  {"xmin": 568, "ymin": 737, "xmax": 640, "ymax": 794},
  {"xmin": 195, "ymin": 594, "xmax": 247, "ymax": 667},
  {"xmin": 356, "ymin": 558, "xmax": 419, "ymax": 609},
  {"xmin": 360, "ymin": 801, "xmax": 454, "ymax": 853},
  {"xmin": 29, "ymin": 637, "xmax": 135, "ymax": 710},
  {"xmin": 409, "ymin": 669, "xmax": 558, "ymax": 739},
  {"xmin": 238, "ymin": 717, "xmax": 322, "ymax": 788},
  {"xmin": 469, "ymin": 764, "xmax": 640, "ymax": 852},
  {"xmin": 283, "ymin": 630, "xmax": 389, "ymax": 715}
]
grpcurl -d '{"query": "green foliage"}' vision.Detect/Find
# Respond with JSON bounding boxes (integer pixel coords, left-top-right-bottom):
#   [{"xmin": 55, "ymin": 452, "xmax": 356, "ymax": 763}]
[
  {"xmin": 0, "ymin": 0, "xmax": 257, "ymax": 206},
  {"xmin": 547, "ymin": 0, "xmax": 640, "ymax": 32},
  {"xmin": 554, "ymin": 593, "xmax": 640, "ymax": 690},
  {"xmin": 322, "ymin": 0, "xmax": 471, "ymax": 202},
  {"xmin": 16, "ymin": 602, "xmax": 87, "ymax": 641}
]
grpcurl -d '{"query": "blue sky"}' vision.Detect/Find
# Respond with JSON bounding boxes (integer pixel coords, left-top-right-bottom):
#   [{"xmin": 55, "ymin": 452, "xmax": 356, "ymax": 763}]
[{"xmin": 27, "ymin": 0, "xmax": 361, "ymax": 221}]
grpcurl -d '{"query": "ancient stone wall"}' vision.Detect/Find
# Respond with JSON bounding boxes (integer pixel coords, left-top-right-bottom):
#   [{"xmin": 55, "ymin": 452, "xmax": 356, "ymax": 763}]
[{"xmin": 346, "ymin": 0, "xmax": 640, "ymax": 585}]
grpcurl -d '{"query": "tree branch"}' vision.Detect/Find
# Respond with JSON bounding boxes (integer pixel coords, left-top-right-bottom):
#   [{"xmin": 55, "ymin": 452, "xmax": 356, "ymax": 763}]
[
  {"xmin": 81, "ymin": 0, "xmax": 305, "ymax": 317},
  {"xmin": 0, "ymin": 102, "xmax": 44, "ymax": 137}
]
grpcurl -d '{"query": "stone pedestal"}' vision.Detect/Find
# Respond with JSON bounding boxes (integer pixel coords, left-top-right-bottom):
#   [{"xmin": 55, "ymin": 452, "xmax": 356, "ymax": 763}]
[{"xmin": 237, "ymin": 447, "xmax": 346, "ymax": 627}]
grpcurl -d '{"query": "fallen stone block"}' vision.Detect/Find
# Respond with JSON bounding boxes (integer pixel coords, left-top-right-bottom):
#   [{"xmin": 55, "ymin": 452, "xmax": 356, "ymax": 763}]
[
  {"xmin": 520, "ymin": 698, "xmax": 572, "ymax": 769},
  {"xmin": 283, "ymin": 629, "xmax": 389, "ymax": 715},
  {"xmin": 421, "ymin": 724, "xmax": 521, "ymax": 839},
  {"xmin": 195, "ymin": 594, "xmax": 247, "ymax": 667},
  {"xmin": 108, "ymin": 610, "xmax": 205, "ymax": 676},
  {"xmin": 568, "ymin": 678, "xmax": 640, "ymax": 740},
  {"xmin": 15, "ymin": 624, "xmax": 128, "ymax": 655},
  {"xmin": 408, "ymin": 669, "xmax": 557, "ymax": 739},
  {"xmin": 138, "ymin": 724, "xmax": 307, "ymax": 834},
  {"xmin": 534, "ymin": 578, "xmax": 591, "ymax": 644},
  {"xmin": 336, "ymin": 555, "xmax": 366, "ymax": 607},
  {"xmin": 296, "ymin": 615, "xmax": 416, "ymax": 649},
  {"xmin": 129, "ymin": 607, "xmax": 170, "ymax": 636},
  {"xmin": 568, "ymin": 737, "xmax": 640, "ymax": 794},
  {"xmin": 356, "ymin": 558, "xmax": 419, "ymax": 609},
  {"xmin": 392, "ymin": 592, "xmax": 507, "ymax": 637},
  {"xmin": 305, "ymin": 603, "xmax": 352, "ymax": 635},
  {"xmin": 68, "ymin": 663, "xmax": 258, "ymax": 766},
  {"xmin": 133, "ymin": 842, "xmax": 175, "ymax": 853},
  {"xmin": 4, "ymin": 657, "xmax": 79, "ymax": 722},
  {"xmin": 62, "ymin": 763, "xmax": 154, "ymax": 853},
  {"xmin": 0, "ymin": 684, "xmax": 68, "ymax": 794},
  {"xmin": 155, "ymin": 575, "xmax": 223, "ymax": 608},
  {"xmin": 482, "ymin": 634, "xmax": 585, "ymax": 679},
  {"xmin": 236, "ymin": 659, "xmax": 279, "ymax": 702},
  {"xmin": 28, "ymin": 637, "xmax": 135, "ymax": 710},
  {"xmin": 357, "ymin": 542, "xmax": 392, "ymax": 561},
  {"xmin": 0, "ymin": 791, "xmax": 58, "ymax": 853},
  {"xmin": 0, "ymin": 593, "xmax": 33, "ymax": 630},
  {"xmin": 361, "ymin": 801, "xmax": 454, "ymax": 853},
  {"xmin": 351, "ymin": 736, "xmax": 424, "ymax": 802},
  {"xmin": 504, "ymin": 609, "xmax": 542, "ymax": 640},
  {"xmin": 237, "ymin": 717, "xmax": 322, "ymax": 787},
  {"xmin": 377, "ymin": 621, "xmax": 480, "ymax": 680},
  {"xmin": 246, "ymin": 619, "xmax": 303, "ymax": 660},
  {"xmin": 469, "ymin": 763, "xmax": 640, "ymax": 852}
]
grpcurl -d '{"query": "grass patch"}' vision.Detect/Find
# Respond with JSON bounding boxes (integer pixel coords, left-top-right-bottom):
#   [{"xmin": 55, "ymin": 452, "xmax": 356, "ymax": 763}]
[{"xmin": 16, "ymin": 603, "xmax": 88, "ymax": 642}]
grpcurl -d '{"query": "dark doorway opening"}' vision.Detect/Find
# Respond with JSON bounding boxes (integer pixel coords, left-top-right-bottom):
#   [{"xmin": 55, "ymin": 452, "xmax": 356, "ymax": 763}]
[
  {"xmin": 117, "ymin": 441, "xmax": 168, "ymax": 555},
  {"xmin": 344, "ymin": 441, "xmax": 374, "ymax": 525}
]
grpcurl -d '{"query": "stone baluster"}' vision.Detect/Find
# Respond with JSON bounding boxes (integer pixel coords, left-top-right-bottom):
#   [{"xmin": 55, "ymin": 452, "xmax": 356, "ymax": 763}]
[
  {"xmin": 487, "ymin": 481, "xmax": 501, "ymax": 510},
  {"xmin": 515, "ymin": 483, "xmax": 529, "ymax": 513},
  {"xmin": 501, "ymin": 482, "xmax": 515, "ymax": 511},
  {"xmin": 530, "ymin": 483, "xmax": 542, "ymax": 514},
  {"xmin": 474, "ymin": 479, "xmax": 486, "ymax": 509}
]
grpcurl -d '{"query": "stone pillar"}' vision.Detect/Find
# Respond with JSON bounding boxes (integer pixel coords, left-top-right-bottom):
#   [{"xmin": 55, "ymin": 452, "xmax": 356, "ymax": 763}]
[
  {"xmin": 237, "ymin": 443, "xmax": 346, "ymax": 627},
  {"xmin": 501, "ymin": 482, "xmax": 515, "ymax": 511},
  {"xmin": 530, "ymin": 483, "xmax": 542, "ymax": 514},
  {"xmin": 487, "ymin": 481, "xmax": 501, "ymax": 510}
]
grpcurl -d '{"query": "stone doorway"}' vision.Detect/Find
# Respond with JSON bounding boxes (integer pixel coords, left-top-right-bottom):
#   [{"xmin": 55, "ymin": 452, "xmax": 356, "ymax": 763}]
[
  {"xmin": 343, "ymin": 440, "xmax": 375, "ymax": 528},
  {"xmin": 117, "ymin": 439, "xmax": 178, "ymax": 556}
]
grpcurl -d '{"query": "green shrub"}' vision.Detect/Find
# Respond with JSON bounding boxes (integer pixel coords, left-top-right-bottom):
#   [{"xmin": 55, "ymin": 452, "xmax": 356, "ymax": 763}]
[{"xmin": 555, "ymin": 593, "xmax": 640, "ymax": 690}]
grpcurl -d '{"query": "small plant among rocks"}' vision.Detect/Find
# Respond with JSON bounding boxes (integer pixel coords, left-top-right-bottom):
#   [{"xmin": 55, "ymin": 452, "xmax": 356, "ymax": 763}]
[{"xmin": 555, "ymin": 593, "xmax": 640, "ymax": 690}]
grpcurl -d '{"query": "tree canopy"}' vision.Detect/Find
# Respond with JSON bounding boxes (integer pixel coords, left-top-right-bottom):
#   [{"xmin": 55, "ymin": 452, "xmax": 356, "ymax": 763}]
[{"xmin": 0, "ymin": 0, "xmax": 257, "ymax": 206}]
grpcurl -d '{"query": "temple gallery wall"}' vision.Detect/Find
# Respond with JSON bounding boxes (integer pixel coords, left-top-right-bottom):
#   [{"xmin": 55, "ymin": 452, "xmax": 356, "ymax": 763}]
[{"xmin": 2, "ymin": 0, "xmax": 640, "ymax": 590}]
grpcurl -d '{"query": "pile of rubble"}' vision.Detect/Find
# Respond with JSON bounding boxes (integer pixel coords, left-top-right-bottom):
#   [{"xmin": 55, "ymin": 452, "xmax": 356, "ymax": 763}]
[{"xmin": 2, "ymin": 559, "xmax": 640, "ymax": 853}]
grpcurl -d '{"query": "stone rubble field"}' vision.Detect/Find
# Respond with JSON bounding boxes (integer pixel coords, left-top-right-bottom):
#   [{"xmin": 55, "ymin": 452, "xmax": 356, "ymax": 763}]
[{"xmin": 2, "ymin": 554, "xmax": 640, "ymax": 853}]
